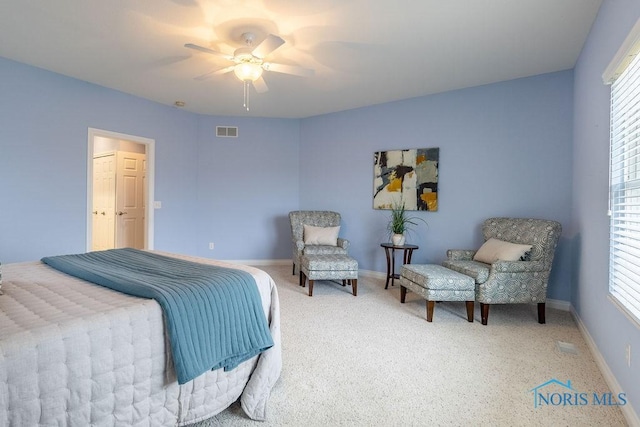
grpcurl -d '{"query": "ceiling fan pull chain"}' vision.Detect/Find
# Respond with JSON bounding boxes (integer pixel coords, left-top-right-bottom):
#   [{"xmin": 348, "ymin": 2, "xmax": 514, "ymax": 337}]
[{"xmin": 243, "ymin": 80, "xmax": 250, "ymax": 111}]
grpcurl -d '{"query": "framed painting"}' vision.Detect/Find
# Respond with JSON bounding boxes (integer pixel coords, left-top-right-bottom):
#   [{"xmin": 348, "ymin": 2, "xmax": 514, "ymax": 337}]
[{"xmin": 373, "ymin": 147, "xmax": 439, "ymax": 211}]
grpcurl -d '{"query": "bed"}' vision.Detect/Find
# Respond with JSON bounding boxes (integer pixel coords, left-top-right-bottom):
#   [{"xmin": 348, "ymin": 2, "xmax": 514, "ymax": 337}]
[{"xmin": 0, "ymin": 250, "xmax": 282, "ymax": 426}]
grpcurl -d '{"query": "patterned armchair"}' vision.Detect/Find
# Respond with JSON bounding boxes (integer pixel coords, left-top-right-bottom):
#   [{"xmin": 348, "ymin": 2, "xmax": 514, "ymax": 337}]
[
  {"xmin": 442, "ymin": 217, "xmax": 562, "ymax": 325},
  {"xmin": 289, "ymin": 211, "xmax": 350, "ymax": 275}
]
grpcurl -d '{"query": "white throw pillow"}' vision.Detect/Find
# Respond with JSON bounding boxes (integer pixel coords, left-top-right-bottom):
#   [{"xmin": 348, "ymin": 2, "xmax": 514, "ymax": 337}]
[
  {"xmin": 473, "ymin": 238, "xmax": 532, "ymax": 264},
  {"xmin": 303, "ymin": 225, "xmax": 340, "ymax": 246}
]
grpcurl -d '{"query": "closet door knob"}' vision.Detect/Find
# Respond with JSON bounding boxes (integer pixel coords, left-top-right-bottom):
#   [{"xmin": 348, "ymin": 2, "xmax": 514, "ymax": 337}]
[{"xmin": 117, "ymin": 211, "xmax": 128, "ymax": 216}]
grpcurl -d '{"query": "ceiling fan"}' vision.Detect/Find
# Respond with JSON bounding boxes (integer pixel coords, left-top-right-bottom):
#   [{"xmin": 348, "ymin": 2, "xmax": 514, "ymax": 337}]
[{"xmin": 185, "ymin": 32, "xmax": 314, "ymax": 110}]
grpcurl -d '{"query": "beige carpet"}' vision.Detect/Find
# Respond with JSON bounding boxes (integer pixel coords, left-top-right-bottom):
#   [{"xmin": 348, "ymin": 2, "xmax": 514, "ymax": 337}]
[{"xmin": 196, "ymin": 265, "xmax": 627, "ymax": 426}]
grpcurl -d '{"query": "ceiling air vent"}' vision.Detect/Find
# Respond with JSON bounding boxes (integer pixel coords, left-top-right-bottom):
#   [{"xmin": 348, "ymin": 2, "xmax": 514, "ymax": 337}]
[{"xmin": 216, "ymin": 126, "xmax": 238, "ymax": 138}]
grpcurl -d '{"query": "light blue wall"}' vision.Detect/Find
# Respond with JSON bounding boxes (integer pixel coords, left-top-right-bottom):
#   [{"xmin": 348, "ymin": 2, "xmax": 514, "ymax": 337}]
[
  {"xmin": 0, "ymin": 57, "xmax": 299, "ymax": 263},
  {"xmin": 573, "ymin": 0, "xmax": 640, "ymax": 414},
  {"xmin": 194, "ymin": 116, "xmax": 300, "ymax": 260},
  {"xmin": 300, "ymin": 71, "xmax": 574, "ymax": 301},
  {"xmin": 0, "ymin": 53, "xmax": 575, "ymax": 303},
  {"xmin": 0, "ymin": 56, "xmax": 198, "ymax": 261}
]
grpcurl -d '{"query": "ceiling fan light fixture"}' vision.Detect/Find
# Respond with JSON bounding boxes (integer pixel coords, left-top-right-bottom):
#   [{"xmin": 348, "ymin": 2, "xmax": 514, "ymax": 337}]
[
  {"xmin": 185, "ymin": 30, "xmax": 313, "ymax": 112},
  {"xmin": 234, "ymin": 62, "xmax": 263, "ymax": 82}
]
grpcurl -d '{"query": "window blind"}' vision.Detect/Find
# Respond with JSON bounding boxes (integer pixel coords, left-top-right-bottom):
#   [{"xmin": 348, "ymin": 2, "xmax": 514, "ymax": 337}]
[{"xmin": 610, "ymin": 48, "xmax": 640, "ymax": 322}]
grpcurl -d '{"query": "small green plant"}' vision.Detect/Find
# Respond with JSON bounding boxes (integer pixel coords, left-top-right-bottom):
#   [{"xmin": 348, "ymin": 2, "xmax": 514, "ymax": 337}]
[{"xmin": 387, "ymin": 201, "xmax": 428, "ymax": 236}]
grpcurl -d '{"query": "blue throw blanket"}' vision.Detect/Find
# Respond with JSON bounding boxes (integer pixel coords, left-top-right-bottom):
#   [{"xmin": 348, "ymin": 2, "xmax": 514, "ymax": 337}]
[{"xmin": 42, "ymin": 248, "xmax": 274, "ymax": 384}]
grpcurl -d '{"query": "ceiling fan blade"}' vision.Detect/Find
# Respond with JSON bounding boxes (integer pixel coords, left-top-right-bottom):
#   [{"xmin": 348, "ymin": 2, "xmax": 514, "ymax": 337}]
[
  {"xmin": 214, "ymin": 65, "xmax": 236, "ymax": 75},
  {"xmin": 252, "ymin": 76, "xmax": 269, "ymax": 93},
  {"xmin": 263, "ymin": 62, "xmax": 315, "ymax": 77},
  {"xmin": 184, "ymin": 43, "xmax": 233, "ymax": 60},
  {"xmin": 251, "ymin": 34, "xmax": 285, "ymax": 59},
  {"xmin": 194, "ymin": 65, "xmax": 236, "ymax": 81}
]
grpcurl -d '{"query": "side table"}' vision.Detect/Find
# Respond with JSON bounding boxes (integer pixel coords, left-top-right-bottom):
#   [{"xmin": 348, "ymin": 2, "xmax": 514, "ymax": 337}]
[{"xmin": 380, "ymin": 243, "xmax": 419, "ymax": 289}]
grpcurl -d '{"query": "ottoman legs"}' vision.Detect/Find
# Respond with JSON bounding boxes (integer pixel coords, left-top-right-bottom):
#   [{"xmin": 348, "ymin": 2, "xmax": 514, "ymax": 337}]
[
  {"xmin": 299, "ymin": 272, "xmax": 315, "ymax": 297},
  {"xmin": 465, "ymin": 301, "xmax": 474, "ymax": 322},
  {"xmin": 425, "ymin": 300, "xmax": 474, "ymax": 322},
  {"xmin": 426, "ymin": 301, "xmax": 435, "ymax": 322},
  {"xmin": 300, "ymin": 272, "xmax": 357, "ymax": 297},
  {"xmin": 402, "ymin": 286, "xmax": 474, "ymax": 322}
]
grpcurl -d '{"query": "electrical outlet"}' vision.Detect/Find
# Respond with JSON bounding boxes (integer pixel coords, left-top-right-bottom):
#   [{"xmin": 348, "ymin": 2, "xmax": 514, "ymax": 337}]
[
  {"xmin": 209, "ymin": 242, "xmax": 215, "ymax": 250},
  {"xmin": 626, "ymin": 344, "xmax": 631, "ymax": 367}
]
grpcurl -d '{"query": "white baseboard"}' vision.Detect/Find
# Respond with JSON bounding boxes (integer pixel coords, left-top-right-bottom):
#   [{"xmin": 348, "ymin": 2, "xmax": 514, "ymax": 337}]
[
  {"xmin": 359, "ymin": 269, "xmax": 387, "ymax": 279},
  {"xmin": 226, "ymin": 259, "xmax": 291, "ymax": 266},
  {"xmin": 571, "ymin": 306, "xmax": 640, "ymax": 427},
  {"xmin": 547, "ymin": 298, "xmax": 571, "ymax": 311}
]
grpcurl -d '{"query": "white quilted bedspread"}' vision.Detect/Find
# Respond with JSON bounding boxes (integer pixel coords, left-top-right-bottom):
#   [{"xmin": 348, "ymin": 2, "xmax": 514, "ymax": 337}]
[{"xmin": 0, "ymin": 253, "xmax": 282, "ymax": 426}]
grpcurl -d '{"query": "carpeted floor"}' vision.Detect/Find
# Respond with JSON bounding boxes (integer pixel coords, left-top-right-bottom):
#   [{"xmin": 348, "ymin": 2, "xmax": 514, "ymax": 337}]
[{"xmin": 196, "ymin": 265, "xmax": 628, "ymax": 426}]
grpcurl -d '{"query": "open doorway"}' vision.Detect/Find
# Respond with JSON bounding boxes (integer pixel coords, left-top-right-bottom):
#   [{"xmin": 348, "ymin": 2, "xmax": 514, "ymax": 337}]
[{"xmin": 86, "ymin": 128, "xmax": 155, "ymax": 252}]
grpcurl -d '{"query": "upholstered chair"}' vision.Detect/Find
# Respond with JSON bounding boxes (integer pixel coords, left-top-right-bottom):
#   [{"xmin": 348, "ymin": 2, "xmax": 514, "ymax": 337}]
[
  {"xmin": 289, "ymin": 211, "xmax": 350, "ymax": 275},
  {"xmin": 442, "ymin": 217, "xmax": 562, "ymax": 325}
]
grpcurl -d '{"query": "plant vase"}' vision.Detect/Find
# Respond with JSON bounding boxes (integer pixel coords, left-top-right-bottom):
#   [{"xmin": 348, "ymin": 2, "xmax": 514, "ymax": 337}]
[{"xmin": 392, "ymin": 233, "xmax": 406, "ymax": 246}]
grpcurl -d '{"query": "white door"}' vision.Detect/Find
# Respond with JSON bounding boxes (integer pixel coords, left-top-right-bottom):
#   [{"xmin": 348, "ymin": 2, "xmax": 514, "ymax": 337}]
[
  {"xmin": 115, "ymin": 151, "xmax": 146, "ymax": 249},
  {"xmin": 88, "ymin": 128, "xmax": 155, "ymax": 252},
  {"xmin": 91, "ymin": 154, "xmax": 115, "ymax": 251}
]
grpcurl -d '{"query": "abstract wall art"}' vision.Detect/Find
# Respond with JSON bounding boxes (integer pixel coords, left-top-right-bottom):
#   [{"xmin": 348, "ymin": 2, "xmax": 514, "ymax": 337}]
[{"xmin": 373, "ymin": 147, "xmax": 439, "ymax": 211}]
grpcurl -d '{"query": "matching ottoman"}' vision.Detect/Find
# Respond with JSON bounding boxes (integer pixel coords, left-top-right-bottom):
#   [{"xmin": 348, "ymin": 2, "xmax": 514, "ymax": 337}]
[
  {"xmin": 400, "ymin": 264, "xmax": 475, "ymax": 322},
  {"xmin": 300, "ymin": 254, "xmax": 358, "ymax": 297}
]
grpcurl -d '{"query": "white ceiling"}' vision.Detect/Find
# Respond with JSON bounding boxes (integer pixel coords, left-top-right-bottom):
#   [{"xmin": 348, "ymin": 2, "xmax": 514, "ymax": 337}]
[{"xmin": 0, "ymin": 0, "xmax": 602, "ymax": 118}]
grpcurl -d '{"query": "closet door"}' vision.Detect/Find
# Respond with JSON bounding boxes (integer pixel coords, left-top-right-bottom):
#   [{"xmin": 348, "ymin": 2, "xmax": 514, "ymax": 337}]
[
  {"xmin": 92, "ymin": 154, "xmax": 116, "ymax": 251},
  {"xmin": 115, "ymin": 151, "xmax": 146, "ymax": 249}
]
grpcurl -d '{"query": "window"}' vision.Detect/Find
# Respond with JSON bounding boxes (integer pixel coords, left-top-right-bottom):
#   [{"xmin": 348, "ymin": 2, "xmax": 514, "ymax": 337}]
[{"xmin": 607, "ymin": 19, "xmax": 640, "ymax": 323}]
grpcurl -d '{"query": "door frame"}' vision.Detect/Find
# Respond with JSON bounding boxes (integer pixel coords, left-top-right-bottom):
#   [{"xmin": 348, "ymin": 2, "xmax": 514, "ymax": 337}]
[{"xmin": 86, "ymin": 128, "xmax": 155, "ymax": 251}]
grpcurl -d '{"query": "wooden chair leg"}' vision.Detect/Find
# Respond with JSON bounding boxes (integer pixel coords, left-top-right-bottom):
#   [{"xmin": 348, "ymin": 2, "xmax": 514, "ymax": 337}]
[
  {"xmin": 299, "ymin": 271, "xmax": 305, "ymax": 287},
  {"xmin": 308, "ymin": 280, "xmax": 314, "ymax": 297},
  {"xmin": 342, "ymin": 279, "xmax": 347, "ymax": 287},
  {"xmin": 538, "ymin": 302, "xmax": 546, "ymax": 324},
  {"xmin": 480, "ymin": 303, "xmax": 489, "ymax": 325},
  {"xmin": 465, "ymin": 301, "xmax": 474, "ymax": 322},
  {"xmin": 292, "ymin": 262, "xmax": 295, "ymax": 275},
  {"xmin": 352, "ymin": 279, "xmax": 357, "ymax": 296},
  {"xmin": 426, "ymin": 300, "xmax": 435, "ymax": 322},
  {"xmin": 400, "ymin": 285, "xmax": 407, "ymax": 303}
]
